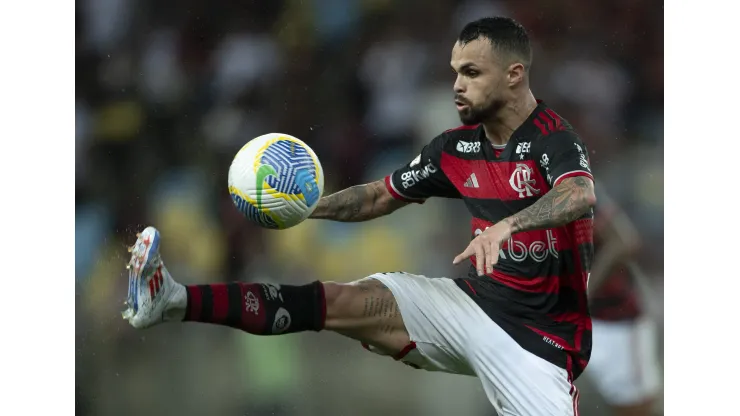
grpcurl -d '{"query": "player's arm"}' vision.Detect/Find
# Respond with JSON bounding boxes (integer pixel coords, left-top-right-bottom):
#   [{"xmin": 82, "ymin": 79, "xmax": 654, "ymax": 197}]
[
  {"xmin": 587, "ymin": 189, "xmax": 641, "ymax": 293},
  {"xmin": 309, "ymin": 181, "xmax": 409, "ymax": 222},
  {"xmin": 506, "ymin": 176, "xmax": 596, "ymax": 233},
  {"xmin": 310, "ymin": 134, "xmax": 458, "ymax": 222}
]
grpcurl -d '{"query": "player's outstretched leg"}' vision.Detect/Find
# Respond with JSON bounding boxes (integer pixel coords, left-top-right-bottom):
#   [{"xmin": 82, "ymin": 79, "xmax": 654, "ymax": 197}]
[{"xmin": 123, "ymin": 226, "xmax": 412, "ymax": 354}]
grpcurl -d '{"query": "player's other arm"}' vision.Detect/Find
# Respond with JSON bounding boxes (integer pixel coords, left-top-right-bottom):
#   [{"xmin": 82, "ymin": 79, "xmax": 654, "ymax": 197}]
[
  {"xmin": 588, "ymin": 189, "xmax": 641, "ymax": 293},
  {"xmin": 309, "ymin": 181, "xmax": 409, "ymax": 222}
]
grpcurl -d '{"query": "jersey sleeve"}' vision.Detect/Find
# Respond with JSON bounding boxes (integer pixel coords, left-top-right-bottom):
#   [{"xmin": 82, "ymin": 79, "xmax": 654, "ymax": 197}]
[
  {"xmin": 384, "ymin": 134, "xmax": 460, "ymax": 203},
  {"xmin": 534, "ymin": 131, "xmax": 595, "ymax": 188}
]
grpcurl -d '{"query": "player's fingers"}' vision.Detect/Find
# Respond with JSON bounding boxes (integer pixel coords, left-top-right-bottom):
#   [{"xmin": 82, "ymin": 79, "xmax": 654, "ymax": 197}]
[
  {"xmin": 452, "ymin": 244, "xmax": 474, "ymax": 265},
  {"xmin": 489, "ymin": 240, "xmax": 500, "ymax": 268},
  {"xmin": 483, "ymin": 240, "xmax": 493, "ymax": 275},
  {"xmin": 475, "ymin": 244, "xmax": 485, "ymax": 276}
]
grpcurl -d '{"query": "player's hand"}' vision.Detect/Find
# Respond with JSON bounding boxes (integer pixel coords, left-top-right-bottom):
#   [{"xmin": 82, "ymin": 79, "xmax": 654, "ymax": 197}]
[{"xmin": 452, "ymin": 221, "xmax": 513, "ymax": 276}]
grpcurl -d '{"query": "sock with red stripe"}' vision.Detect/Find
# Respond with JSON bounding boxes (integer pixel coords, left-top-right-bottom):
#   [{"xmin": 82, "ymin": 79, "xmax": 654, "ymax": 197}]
[{"xmin": 182, "ymin": 281, "xmax": 326, "ymax": 335}]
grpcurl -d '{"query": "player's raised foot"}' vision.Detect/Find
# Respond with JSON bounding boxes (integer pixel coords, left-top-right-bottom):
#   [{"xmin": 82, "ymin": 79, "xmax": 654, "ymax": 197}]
[{"xmin": 122, "ymin": 226, "xmax": 186, "ymax": 329}]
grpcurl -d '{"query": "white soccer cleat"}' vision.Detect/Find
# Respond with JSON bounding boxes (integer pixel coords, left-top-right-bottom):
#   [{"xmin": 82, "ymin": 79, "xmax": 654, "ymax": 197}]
[{"xmin": 122, "ymin": 226, "xmax": 184, "ymax": 329}]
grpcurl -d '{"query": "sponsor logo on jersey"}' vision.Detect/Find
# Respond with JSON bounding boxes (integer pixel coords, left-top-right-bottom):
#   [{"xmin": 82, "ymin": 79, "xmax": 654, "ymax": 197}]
[
  {"xmin": 474, "ymin": 228, "xmax": 559, "ymax": 262},
  {"xmin": 456, "ymin": 140, "xmax": 481, "ymax": 153},
  {"xmin": 401, "ymin": 162, "xmax": 438, "ymax": 189},
  {"xmin": 515, "ymin": 142, "xmax": 531, "ymax": 160},
  {"xmin": 543, "ymin": 336, "xmax": 565, "ymax": 350},
  {"xmin": 409, "ymin": 154, "xmax": 421, "ymax": 167},
  {"xmin": 574, "ymin": 143, "xmax": 591, "ymax": 171},
  {"xmin": 463, "ymin": 173, "xmax": 479, "ymax": 188}
]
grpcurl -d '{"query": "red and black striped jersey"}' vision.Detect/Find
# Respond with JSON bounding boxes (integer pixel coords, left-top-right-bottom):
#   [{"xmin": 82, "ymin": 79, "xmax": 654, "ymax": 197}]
[{"xmin": 384, "ymin": 101, "xmax": 594, "ymax": 380}]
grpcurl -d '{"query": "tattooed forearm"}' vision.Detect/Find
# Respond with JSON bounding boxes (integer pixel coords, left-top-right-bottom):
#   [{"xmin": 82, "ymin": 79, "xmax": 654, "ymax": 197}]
[
  {"xmin": 309, "ymin": 180, "xmax": 407, "ymax": 222},
  {"xmin": 507, "ymin": 176, "xmax": 596, "ymax": 234}
]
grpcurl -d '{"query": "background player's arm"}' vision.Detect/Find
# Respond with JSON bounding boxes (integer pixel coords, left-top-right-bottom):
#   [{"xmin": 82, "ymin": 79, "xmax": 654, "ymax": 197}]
[
  {"xmin": 506, "ymin": 176, "xmax": 596, "ymax": 234},
  {"xmin": 310, "ymin": 181, "xmax": 409, "ymax": 222},
  {"xmin": 588, "ymin": 190, "xmax": 641, "ymax": 293}
]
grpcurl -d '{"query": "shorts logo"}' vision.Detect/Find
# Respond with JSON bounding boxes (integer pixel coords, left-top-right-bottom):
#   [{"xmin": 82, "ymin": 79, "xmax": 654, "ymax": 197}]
[
  {"xmin": 456, "ymin": 140, "xmax": 480, "ymax": 153},
  {"xmin": 509, "ymin": 163, "xmax": 540, "ymax": 198}
]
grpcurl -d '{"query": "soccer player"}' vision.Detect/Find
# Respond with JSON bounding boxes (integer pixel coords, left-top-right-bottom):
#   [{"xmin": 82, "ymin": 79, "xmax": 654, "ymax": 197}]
[
  {"xmin": 583, "ymin": 187, "xmax": 661, "ymax": 416},
  {"xmin": 123, "ymin": 17, "xmax": 596, "ymax": 415}
]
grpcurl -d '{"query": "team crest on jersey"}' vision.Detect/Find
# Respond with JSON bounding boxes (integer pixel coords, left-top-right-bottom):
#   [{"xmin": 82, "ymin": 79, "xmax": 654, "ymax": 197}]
[{"xmin": 509, "ymin": 163, "xmax": 541, "ymax": 198}]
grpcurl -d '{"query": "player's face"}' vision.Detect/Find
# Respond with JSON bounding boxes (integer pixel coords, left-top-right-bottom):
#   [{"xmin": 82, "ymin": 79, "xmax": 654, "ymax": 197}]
[{"xmin": 451, "ymin": 38, "xmax": 509, "ymax": 125}]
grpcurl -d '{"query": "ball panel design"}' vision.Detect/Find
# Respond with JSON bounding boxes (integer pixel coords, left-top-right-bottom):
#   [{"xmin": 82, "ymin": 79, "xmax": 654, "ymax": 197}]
[{"xmin": 228, "ymin": 133, "xmax": 324, "ymax": 230}]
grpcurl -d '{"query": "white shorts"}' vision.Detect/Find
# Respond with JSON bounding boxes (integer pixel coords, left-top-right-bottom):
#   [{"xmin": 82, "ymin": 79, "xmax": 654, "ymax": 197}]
[
  {"xmin": 583, "ymin": 317, "xmax": 662, "ymax": 406},
  {"xmin": 360, "ymin": 272, "xmax": 579, "ymax": 416}
]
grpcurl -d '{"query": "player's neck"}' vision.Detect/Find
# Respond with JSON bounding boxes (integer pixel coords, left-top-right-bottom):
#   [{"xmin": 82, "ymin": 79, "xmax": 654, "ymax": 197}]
[{"xmin": 482, "ymin": 91, "xmax": 538, "ymax": 146}]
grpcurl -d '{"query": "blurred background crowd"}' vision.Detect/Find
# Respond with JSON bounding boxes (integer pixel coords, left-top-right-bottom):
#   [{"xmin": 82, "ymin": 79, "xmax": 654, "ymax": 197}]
[{"xmin": 75, "ymin": 0, "xmax": 663, "ymax": 414}]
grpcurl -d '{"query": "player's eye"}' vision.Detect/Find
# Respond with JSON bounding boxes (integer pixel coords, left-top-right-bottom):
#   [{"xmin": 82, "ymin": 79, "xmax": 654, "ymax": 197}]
[{"xmin": 467, "ymin": 70, "xmax": 479, "ymax": 78}]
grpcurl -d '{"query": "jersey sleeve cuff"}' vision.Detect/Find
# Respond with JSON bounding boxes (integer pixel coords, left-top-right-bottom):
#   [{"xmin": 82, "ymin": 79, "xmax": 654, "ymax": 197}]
[
  {"xmin": 384, "ymin": 175, "xmax": 426, "ymax": 204},
  {"xmin": 552, "ymin": 170, "xmax": 594, "ymax": 187}
]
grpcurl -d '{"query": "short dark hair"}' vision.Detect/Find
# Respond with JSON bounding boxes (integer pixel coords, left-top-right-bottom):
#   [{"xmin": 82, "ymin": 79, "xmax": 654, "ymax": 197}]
[{"xmin": 458, "ymin": 17, "xmax": 532, "ymax": 70}]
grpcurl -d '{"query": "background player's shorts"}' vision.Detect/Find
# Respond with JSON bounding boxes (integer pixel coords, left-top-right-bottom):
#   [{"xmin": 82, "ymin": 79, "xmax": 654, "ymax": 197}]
[
  {"xmin": 583, "ymin": 316, "xmax": 661, "ymax": 406},
  {"xmin": 359, "ymin": 272, "xmax": 579, "ymax": 416}
]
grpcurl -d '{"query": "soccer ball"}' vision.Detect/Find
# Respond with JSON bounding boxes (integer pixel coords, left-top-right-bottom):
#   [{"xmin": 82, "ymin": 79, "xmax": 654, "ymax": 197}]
[{"xmin": 228, "ymin": 133, "xmax": 324, "ymax": 230}]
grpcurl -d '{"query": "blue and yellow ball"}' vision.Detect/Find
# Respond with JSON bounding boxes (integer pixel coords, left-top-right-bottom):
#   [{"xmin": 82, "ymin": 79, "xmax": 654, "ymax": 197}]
[{"xmin": 228, "ymin": 133, "xmax": 324, "ymax": 229}]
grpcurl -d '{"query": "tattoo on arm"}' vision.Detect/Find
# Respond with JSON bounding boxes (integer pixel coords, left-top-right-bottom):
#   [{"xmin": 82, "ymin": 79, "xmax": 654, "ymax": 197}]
[
  {"xmin": 507, "ymin": 176, "xmax": 596, "ymax": 233},
  {"xmin": 310, "ymin": 180, "xmax": 407, "ymax": 222}
]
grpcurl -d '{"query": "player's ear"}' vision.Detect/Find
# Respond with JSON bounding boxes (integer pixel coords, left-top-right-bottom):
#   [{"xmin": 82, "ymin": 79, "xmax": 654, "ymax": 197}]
[{"xmin": 507, "ymin": 62, "xmax": 526, "ymax": 87}]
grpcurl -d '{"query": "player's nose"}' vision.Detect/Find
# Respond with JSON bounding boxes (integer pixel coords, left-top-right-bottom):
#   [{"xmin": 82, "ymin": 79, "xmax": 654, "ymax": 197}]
[{"xmin": 453, "ymin": 75, "xmax": 465, "ymax": 94}]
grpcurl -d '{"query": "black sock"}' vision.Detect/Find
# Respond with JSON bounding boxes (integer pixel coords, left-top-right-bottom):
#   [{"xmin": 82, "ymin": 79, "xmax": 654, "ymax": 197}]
[{"xmin": 183, "ymin": 281, "xmax": 326, "ymax": 335}]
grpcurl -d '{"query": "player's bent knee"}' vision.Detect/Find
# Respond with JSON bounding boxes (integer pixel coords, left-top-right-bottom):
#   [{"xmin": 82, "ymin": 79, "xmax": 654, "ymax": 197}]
[{"xmin": 321, "ymin": 280, "xmax": 411, "ymax": 352}]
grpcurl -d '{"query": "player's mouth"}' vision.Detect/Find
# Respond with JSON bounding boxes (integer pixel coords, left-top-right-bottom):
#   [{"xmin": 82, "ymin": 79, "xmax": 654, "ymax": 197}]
[{"xmin": 455, "ymin": 99, "xmax": 469, "ymax": 111}]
